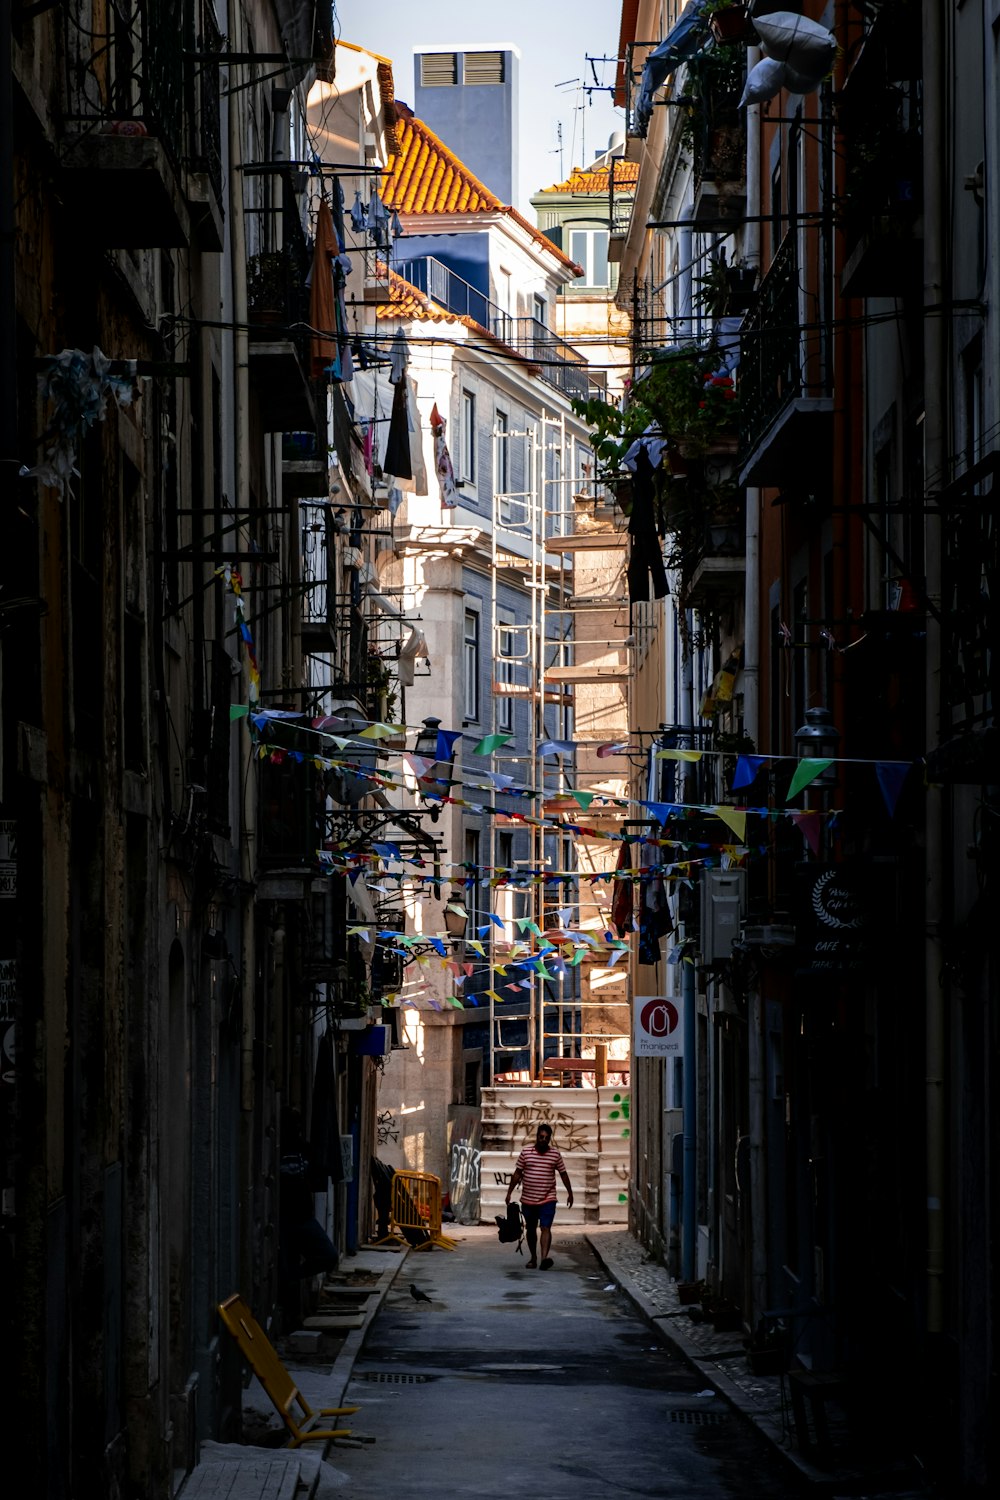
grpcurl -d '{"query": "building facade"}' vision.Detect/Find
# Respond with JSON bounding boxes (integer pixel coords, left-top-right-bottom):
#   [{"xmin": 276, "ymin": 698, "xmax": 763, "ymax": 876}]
[{"xmin": 602, "ymin": 0, "xmax": 999, "ymax": 1487}]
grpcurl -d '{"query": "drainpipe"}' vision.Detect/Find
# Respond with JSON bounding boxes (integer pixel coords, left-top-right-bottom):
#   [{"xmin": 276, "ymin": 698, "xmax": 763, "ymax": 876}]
[
  {"xmin": 741, "ymin": 50, "xmax": 767, "ymax": 1325},
  {"xmin": 228, "ymin": 10, "xmax": 255, "ymax": 1119},
  {"xmin": 681, "ymin": 622, "xmax": 697, "ymax": 1282},
  {"xmin": 742, "ymin": 58, "xmax": 761, "ymax": 747},
  {"xmin": 921, "ymin": 0, "xmax": 947, "ymax": 1343},
  {"xmin": 0, "ymin": 0, "xmax": 14, "ymax": 800}
]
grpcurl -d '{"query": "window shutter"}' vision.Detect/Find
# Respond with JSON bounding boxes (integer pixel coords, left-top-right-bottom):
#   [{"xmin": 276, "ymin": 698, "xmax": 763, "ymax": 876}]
[
  {"xmin": 464, "ymin": 51, "xmax": 504, "ymax": 86},
  {"xmin": 420, "ymin": 52, "xmax": 457, "ymax": 87}
]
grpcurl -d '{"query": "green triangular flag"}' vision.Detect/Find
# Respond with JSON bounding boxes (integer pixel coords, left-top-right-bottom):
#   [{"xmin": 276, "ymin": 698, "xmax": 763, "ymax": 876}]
[
  {"xmin": 571, "ymin": 791, "xmax": 595, "ymax": 811},
  {"xmin": 786, "ymin": 759, "xmax": 833, "ymax": 800},
  {"xmin": 472, "ymin": 733, "xmax": 514, "ymax": 756},
  {"xmin": 230, "ymin": 704, "xmax": 250, "ymax": 721}
]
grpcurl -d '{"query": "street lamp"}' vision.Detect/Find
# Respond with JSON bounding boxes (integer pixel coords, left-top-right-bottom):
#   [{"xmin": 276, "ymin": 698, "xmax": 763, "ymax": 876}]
[
  {"xmin": 794, "ymin": 706, "xmax": 840, "ymax": 788},
  {"xmin": 443, "ymin": 901, "xmax": 468, "ymax": 941},
  {"xmin": 412, "ymin": 716, "xmax": 457, "ymax": 821}
]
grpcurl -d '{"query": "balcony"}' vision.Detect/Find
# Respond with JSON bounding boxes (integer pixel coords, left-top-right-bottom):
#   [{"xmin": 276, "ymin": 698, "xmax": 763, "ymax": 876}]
[
  {"xmin": 282, "ymin": 433, "xmax": 329, "ymax": 499},
  {"xmin": 738, "ymin": 237, "xmax": 833, "ymax": 488},
  {"xmin": 57, "ymin": 0, "xmax": 215, "ymax": 248},
  {"xmin": 247, "ymin": 250, "xmax": 317, "ymax": 432},
  {"xmin": 690, "ymin": 91, "xmax": 746, "ymax": 227},
  {"xmin": 395, "ymin": 255, "xmax": 595, "ymax": 400}
]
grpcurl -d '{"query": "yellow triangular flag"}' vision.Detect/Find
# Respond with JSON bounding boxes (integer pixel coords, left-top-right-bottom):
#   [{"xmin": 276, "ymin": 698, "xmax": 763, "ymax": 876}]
[{"xmin": 713, "ymin": 806, "xmax": 747, "ymax": 842}]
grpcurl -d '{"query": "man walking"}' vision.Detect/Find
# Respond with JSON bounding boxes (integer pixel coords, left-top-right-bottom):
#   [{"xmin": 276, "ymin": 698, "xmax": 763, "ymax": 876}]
[{"xmin": 505, "ymin": 1122, "xmax": 574, "ymax": 1269}]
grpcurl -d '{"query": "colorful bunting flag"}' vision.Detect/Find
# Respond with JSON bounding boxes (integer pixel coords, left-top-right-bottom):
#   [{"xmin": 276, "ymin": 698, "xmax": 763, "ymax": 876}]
[
  {"xmin": 786, "ymin": 758, "xmax": 833, "ymax": 800},
  {"xmin": 472, "ymin": 733, "xmax": 514, "ymax": 756}
]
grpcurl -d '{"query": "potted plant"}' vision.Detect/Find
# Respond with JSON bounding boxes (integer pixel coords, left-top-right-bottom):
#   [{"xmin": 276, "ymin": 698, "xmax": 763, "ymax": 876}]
[
  {"xmin": 693, "ymin": 255, "xmax": 732, "ymax": 320},
  {"xmin": 704, "ymin": 0, "xmax": 751, "ymax": 45}
]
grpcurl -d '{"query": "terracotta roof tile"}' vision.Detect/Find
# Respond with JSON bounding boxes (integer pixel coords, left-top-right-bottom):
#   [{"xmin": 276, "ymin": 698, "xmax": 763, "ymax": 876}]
[
  {"xmin": 537, "ymin": 162, "xmax": 640, "ymax": 194},
  {"xmin": 383, "ymin": 115, "xmax": 582, "ymax": 275}
]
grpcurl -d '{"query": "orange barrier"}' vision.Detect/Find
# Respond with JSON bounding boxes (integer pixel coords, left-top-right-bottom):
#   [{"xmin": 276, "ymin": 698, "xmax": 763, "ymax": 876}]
[{"xmin": 386, "ymin": 1169, "xmax": 458, "ymax": 1251}]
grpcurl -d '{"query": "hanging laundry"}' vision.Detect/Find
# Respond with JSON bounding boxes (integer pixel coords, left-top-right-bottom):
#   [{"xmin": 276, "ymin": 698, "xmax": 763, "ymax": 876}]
[
  {"xmin": 350, "ymin": 189, "xmax": 367, "ymax": 232},
  {"xmin": 383, "ymin": 376, "xmax": 413, "ymax": 481},
  {"xmin": 368, "ymin": 189, "xmax": 390, "ymax": 247},
  {"xmin": 389, "ymin": 329, "xmax": 410, "ymax": 385},
  {"xmin": 330, "ymin": 179, "xmax": 347, "ymax": 252},
  {"xmin": 430, "ymin": 402, "xmax": 459, "ymax": 508},
  {"xmin": 309, "ymin": 199, "xmax": 339, "ymax": 379},
  {"xmin": 627, "ymin": 444, "xmax": 669, "ymax": 605}
]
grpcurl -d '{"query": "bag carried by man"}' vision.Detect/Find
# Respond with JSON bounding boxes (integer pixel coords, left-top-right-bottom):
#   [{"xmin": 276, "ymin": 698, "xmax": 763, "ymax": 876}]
[{"xmin": 495, "ymin": 1200, "xmax": 523, "ymax": 1253}]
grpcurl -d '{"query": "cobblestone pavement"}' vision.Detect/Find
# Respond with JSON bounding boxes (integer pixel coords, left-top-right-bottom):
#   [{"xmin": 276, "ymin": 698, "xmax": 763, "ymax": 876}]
[{"xmin": 585, "ymin": 1228, "xmax": 931, "ymax": 1497}]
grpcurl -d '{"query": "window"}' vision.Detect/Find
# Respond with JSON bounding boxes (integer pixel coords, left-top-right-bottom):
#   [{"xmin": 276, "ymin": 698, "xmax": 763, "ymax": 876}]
[
  {"xmin": 461, "ymin": 389, "xmax": 476, "ymax": 485},
  {"xmin": 497, "ymin": 617, "xmax": 516, "ymax": 732},
  {"xmin": 464, "ymin": 828, "xmax": 483, "ymax": 932},
  {"xmin": 533, "ymin": 294, "xmax": 548, "ymax": 328},
  {"xmin": 420, "ymin": 52, "xmax": 457, "ymax": 86},
  {"xmin": 495, "ymin": 409, "xmax": 509, "ymax": 502},
  {"xmin": 464, "ymin": 607, "xmax": 480, "ymax": 722},
  {"xmin": 569, "ymin": 228, "xmax": 610, "ymax": 288},
  {"xmin": 464, "ymin": 51, "xmax": 504, "ymax": 85}
]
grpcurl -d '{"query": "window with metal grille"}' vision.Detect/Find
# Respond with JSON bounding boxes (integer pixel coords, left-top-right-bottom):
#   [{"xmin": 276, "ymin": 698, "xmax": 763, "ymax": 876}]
[
  {"xmin": 464, "ymin": 51, "xmax": 504, "ymax": 86},
  {"xmin": 420, "ymin": 52, "xmax": 457, "ymax": 86}
]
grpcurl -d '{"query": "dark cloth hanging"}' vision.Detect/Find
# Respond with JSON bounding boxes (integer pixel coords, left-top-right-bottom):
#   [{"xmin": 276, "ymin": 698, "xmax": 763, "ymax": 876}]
[
  {"xmin": 383, "ymin": 373, "xmax": 413, "ymax": 480},
  {"xmin": 627, "ymin": 445, "xmax": 669, "ymax": 605},
  {"xmin": 611, "ymin": 838, "xmax": 634, "ymax": 937},
  {"xmin": 308, "ymin": 1031, "xmax": 344, "ymax": 1189}
]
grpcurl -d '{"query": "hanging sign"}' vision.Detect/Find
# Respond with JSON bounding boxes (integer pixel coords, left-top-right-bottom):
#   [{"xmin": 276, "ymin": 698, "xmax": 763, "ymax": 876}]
[{"xmin": 634, "ymin": 995, "xmax": 684, "ymax": 1058}]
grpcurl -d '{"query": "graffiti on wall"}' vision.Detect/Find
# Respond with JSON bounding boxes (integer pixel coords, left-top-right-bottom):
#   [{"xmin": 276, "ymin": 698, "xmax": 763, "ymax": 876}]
[{"xmin": 512, "ymin": 1100, "xmax": 589, "ymax": 1153}]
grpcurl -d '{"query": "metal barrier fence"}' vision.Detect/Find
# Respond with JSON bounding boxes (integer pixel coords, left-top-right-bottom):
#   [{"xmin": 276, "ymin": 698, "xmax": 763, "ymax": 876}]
[{"xmin": 386, "ymin": 1170, "xmax": 458, "ymax": 1252}]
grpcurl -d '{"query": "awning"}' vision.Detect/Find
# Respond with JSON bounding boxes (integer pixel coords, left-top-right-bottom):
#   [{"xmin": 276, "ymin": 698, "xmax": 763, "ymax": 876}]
[{"xmin": 633, "ymin": 0, "xmax": 708, "ymax": 138}]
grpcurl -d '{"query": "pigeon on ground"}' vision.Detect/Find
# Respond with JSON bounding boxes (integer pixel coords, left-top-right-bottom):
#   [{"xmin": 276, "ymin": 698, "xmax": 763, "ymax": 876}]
[{"xmin": 409, "ymin": 1284, "xmax": 433, "ymax": 1304}]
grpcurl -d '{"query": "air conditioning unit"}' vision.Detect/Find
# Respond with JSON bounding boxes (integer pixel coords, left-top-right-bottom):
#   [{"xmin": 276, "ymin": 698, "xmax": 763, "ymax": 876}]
[{"xmin": 700, "ymin": 869, "xmax": 746, "ymax": 963}]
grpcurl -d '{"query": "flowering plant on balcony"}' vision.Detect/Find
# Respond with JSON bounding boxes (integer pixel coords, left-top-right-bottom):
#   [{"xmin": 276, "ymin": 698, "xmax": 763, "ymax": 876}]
[{"xmin": 572, "ymin": 344, "xmax": 738, "ymax": 483}]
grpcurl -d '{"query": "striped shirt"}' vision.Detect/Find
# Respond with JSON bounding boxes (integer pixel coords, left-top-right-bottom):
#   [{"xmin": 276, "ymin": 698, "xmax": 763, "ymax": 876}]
[{"xmin": 515, "ymin": 1144, "xmax": 566, "ymax": 1205}]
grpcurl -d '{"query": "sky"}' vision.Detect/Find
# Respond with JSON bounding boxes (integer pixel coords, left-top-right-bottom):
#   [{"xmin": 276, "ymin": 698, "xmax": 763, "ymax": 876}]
[{"xmin": 336, "ymin": 0, "xmax": 627, "ymax": 213}]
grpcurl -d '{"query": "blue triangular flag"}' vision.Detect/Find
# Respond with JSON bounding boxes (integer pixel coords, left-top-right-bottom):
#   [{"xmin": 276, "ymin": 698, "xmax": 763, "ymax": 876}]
[
  {"xmin": 436, "ymin": 728, "xmax": 463, "ymax": 761},
  {"xmin": 732, "ymin": 755, "xmax": 766, "ymax": 790},
  {"xmin": 875, "ymin": 762, "xmax": 910, "ymax": 818}
]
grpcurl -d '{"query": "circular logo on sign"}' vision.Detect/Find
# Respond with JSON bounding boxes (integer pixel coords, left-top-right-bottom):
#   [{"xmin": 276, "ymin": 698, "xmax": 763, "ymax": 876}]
[
  {"xmin": 640, "ymin": 999, "xmax": 679, "ymax": 1037},
  {"xmin": 810, "ymin": 869, "xmax": 864, "ymax": 930}
]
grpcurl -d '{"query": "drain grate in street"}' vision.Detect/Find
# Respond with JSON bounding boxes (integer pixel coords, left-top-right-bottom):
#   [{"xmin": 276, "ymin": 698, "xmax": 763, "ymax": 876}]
[
  {"xmin": 359, "ymin": 1371, "xmax": 428, "ymax": 1384},
  {"xmin": 668, "ymin": 1408, "xmax": 728, "ymax": 1426}
]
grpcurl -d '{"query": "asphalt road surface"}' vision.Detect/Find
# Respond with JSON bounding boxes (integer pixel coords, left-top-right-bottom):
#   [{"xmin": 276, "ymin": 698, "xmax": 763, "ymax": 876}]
[{"xmin": 332, "ymin": 1226, "xmax": 806, "ymax": 1498}]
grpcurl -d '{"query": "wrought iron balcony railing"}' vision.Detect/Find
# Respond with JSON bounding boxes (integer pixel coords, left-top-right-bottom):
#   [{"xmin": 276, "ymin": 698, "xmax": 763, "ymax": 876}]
[
  {"xmin": 395, "ymin": 256, "xmax": 593, "ymax": 400},
  {"xmin": 738, "ymin": 235, "xmax": 829, "ymax": 464},
  {"xmin": 63, "ymin": 0, "xmax": 184, "ymax": 159}
]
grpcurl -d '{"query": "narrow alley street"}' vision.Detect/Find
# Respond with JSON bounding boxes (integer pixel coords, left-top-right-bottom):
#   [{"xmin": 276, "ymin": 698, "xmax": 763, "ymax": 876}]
[{"xmin": 327, "ymin": 1228, "xmax": 805, "ymax": 1499}]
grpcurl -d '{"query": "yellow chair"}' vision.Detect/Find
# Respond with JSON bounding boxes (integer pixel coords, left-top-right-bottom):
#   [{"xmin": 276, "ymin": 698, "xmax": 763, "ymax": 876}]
[{"xmin": 218, "ymin": 1293, "xmax": 362, "ymax": 1448}]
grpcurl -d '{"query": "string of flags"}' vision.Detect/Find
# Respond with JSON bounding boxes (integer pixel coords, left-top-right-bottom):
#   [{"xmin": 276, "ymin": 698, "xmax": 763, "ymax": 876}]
[{"xmin": 229, "ymin": 704, "xmax": 917, "ymax": 823}]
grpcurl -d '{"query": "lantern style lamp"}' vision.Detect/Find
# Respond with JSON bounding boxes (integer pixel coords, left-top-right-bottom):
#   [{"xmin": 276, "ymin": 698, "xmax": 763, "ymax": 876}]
[
  {"xmin": 794, "ymin": 706, "xmax": 840, "ymax": 788},
  {"xmin": 413, "ymin": 715, "xmax": 456, "ymax": 821},
  {"xmin": 443, "ymin": 901, "xmax": 469, "ymax": 941}
]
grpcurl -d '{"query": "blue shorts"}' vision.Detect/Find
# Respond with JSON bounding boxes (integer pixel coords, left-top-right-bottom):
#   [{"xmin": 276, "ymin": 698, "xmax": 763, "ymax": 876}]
[{"xmin": 523, "ymin": 1200, "xmax": 556, "ymax": 1229}]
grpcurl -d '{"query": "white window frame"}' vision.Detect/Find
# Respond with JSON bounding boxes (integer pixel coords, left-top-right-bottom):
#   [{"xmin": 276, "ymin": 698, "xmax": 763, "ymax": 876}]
[
  {"xmin": 463, "ymin": 604, "xmax": 481, "ymax": 723},
  {"xmin": 568, "ymin": 226, "xmax": 611, "ymax": 288},
  {"xmin": 461, "ymin": 389, "xmax": 477, "ymax": 486}
]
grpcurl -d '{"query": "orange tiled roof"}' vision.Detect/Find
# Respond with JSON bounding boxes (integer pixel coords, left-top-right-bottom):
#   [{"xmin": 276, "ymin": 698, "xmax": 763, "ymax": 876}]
[
  {"xmin": 383, "ymin": 115, "xmax": 582, "ymax": 275},
  {"xmin": 537, "ymin": 161, "xmax": 640, "ymax": 194}
]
